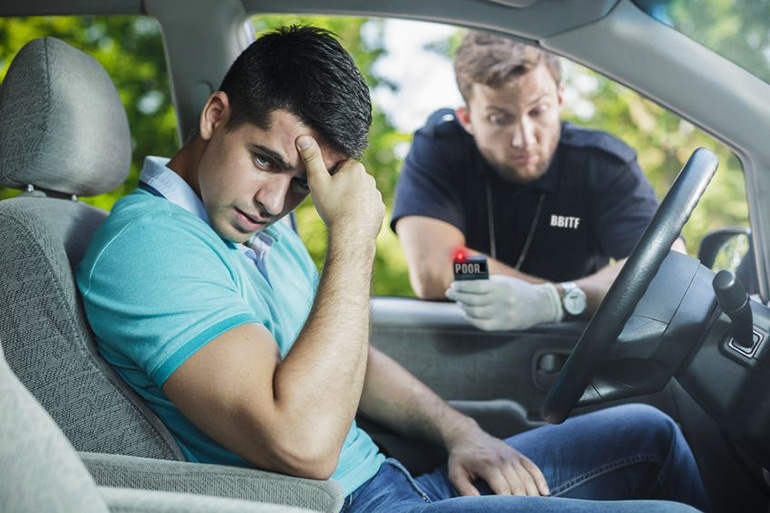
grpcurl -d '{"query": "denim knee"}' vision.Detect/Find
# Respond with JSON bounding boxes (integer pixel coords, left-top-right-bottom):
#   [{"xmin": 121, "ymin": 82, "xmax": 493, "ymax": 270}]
[
  {"xmin": 621, "ymin": 404, "xmax": 677, "ymax": 446},
  {"xmin": 590, "ymin": 404, "xmax": 679, "ymax": 461}
]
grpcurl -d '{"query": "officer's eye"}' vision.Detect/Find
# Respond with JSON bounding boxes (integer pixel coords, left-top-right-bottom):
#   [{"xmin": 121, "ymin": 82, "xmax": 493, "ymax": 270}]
[
  {"xmin": 292, "ymin": 177, "xmax": 310, "ymax": 192},
  {"xmin": 488, "ymin": 113, "xmax": 512, "ymax": 126}
]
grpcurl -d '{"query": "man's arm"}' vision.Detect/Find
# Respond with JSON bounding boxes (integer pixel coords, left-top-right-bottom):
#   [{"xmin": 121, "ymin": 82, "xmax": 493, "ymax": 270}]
[
  {"xmin": 359, "ymin": 346, "xmax": 550, "ymax": 497},
  {"xmin": 397, "ymin": 214, "xmax": 619, "ymax": 314},
  {"xmin": 446, "ymin": 237, "xmax": 687, "ymax": 331},
  {"xmin": 568, "ymin": 236, "xmax": 686, "ymax": 314},
  {"xmin": 396, "ymin": 216, "xmax": 544, "ymax": 300},
  {"xmin": 163, "ymin": 136, "xmax": 384, "ymax": 480}
]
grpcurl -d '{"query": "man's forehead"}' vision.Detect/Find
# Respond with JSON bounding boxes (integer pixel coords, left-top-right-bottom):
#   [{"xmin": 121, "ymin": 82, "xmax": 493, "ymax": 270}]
[
  {"xmin": 239, "ymin": 111, "xmax": 345, "ymax": 171},
  {"xmin": 472, "ymin": 65, "xmax": 557, "ymax": 106}
]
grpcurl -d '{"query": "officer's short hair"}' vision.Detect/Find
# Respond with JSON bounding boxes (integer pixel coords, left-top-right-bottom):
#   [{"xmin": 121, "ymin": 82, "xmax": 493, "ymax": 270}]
[
  {"xmin": 454, "ymin": 30, "xmax": 561, "ymax": 102},
  {"xmin": 219, "ymin": 25, "xmax": 372, "ymax": 159}
]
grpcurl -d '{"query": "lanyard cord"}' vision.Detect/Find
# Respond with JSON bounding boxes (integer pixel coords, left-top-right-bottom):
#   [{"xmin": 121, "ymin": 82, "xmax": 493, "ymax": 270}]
[
  {"xmin": 484, "ymin": 178, "xmax": 497, "ymax": 260},
  {"xmin": 484, "ymin": 176, "xmax": 546, "ymax": 271},
  {"xmin": 515, "ymin": 192, "xmax": 546, "ymax": 271}
]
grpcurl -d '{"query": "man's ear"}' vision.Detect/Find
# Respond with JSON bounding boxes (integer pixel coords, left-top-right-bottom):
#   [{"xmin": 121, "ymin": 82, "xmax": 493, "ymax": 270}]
[
  {"xmin": 556, "ymin": 83, "xmax": 565, "ymax": 114},
  {"xmin": 455, "ymin": 105, "xmax": 474, "ymax": 135},
  {"xmin": 199, "ymin": 91, "xmax": 230, "ymax": 141}
]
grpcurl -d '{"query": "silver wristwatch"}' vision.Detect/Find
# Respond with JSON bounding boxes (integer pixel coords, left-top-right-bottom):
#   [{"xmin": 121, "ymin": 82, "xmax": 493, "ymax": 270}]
[{"xmin": 560, "ymin": 281, "xmax": 587, "ymax": 319}]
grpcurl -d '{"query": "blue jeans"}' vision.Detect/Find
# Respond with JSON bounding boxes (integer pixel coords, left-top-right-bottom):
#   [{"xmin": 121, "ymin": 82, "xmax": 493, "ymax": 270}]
[{"xmin": 342, "ymin": 404, "xmax": 709, "ymax": 512}]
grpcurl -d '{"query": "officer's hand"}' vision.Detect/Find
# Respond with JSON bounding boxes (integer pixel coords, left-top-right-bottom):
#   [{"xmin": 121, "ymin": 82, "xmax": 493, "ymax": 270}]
[
  {"xmin": 446, "ymin": 275, "xmax": 563, "ymax": 331},
  {"xmin": 296, "ymin": 135, "xmax": 383, "ymax": 242}
]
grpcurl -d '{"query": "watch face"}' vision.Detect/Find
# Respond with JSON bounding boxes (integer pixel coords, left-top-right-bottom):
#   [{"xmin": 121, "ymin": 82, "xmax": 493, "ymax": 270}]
[{"xmin": 564, "ymin": 290, "xmax": 587, "ymax": 316}]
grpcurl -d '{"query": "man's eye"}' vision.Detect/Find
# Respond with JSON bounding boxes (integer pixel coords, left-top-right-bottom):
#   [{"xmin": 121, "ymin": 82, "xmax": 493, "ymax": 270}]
[
  {"xmin": 530, "ymin": 105, "xmax": 548, "ymax": 118},
  {"xmin": 293, "ymin": 177, "xmax": 310, "ymax": 192},
  {"xmin": 253, "ymin": 154, "xmax": 272, "ymax": 169}
]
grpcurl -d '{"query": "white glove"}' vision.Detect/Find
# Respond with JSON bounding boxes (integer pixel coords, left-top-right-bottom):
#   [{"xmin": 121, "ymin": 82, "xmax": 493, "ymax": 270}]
[{"xmin": 446, "ymin": 275, "xmax": 564, "ymax": 331}]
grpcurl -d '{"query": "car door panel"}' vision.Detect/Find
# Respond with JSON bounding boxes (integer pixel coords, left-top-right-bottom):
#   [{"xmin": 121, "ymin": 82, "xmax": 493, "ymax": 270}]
[{"xmin": 369, "ymin": 297, "xmax": 679, "ymax": 422}]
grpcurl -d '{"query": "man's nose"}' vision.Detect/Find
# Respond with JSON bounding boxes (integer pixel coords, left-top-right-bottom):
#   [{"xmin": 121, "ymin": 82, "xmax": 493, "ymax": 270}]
[
  {"xmin": 511, "ymin": 118, "xmax": 536, "ymax": 149},
  {"xmin": 255, "ymin": 177, "xmax": 291, "ymax": 216}
]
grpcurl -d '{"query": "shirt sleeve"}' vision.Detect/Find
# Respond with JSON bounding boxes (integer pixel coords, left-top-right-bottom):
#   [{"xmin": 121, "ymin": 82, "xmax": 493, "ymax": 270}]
[
  {"xmin": 390, "ymin": 125, "xmax": 467, "ymax": 234},
  {"xmin": 78, "ymin": 213, "xmax": 263, "ymax": 387},
  {"xmin": 594, "ymin": 157, "xmax": 660, "ymax": 259}
]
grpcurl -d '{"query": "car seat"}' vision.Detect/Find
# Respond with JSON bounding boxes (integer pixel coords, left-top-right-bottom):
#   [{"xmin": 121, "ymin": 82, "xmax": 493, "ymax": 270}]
[
  {"xmin": 0, "ymin": 37, "xmax": 341, "ymax": 512},
  {"xmin": 0, "ymin": 339, "xmax": 318, "ymax": 513}
]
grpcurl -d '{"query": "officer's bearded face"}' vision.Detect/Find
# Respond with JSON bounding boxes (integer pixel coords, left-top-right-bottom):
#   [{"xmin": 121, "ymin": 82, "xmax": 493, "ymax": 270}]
[{"xmin": 458, "ymin": 64, "xmax": 564, "ymax": 184}]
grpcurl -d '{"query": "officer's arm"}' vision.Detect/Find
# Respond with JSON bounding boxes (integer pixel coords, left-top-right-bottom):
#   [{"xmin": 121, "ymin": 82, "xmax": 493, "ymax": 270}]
[
  {"xmin": 571, "ymin": 237, "xmax": 686, "ymax": 315},
  {"xmin": 396, "ymin": 215, "xmax": 545, "ymax": 300}
]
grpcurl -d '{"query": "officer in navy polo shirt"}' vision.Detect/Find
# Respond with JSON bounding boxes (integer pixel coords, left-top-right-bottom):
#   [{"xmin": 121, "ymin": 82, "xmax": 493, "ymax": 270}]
[{"xmin": 392, "ymin": 30, "xmax": 684, "ymax": 331}]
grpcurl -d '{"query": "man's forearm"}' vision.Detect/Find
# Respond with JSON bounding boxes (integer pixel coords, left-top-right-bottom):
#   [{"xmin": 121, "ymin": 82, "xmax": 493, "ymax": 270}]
[
  {"xmin": 572, "ymin": 238, "xmax": 685, "ymax": 315},
  {"xmin": 359, "ymin": 347, "xmax": 551, "ymax": 498},
  {"xmin": 571, "ymin": 258, "xmax": 626, "ymax": 315},
  {"xmin": 358, "ymin": 347, "xmax": 475, "ymax": 449},
  {"xmin": 475, "ymin": 251, "xmax": 624, "ymax": 316},
  {"xmin": 426, "ymin": 236, "xmax": 688, "ymax": 301},
  {"xmin": 480, "ymin": 250, "xmax": 546, "ymax": 285},
  {"xmin": 275, "ymin": 235, "xmax": 375, "ymax": 449}
]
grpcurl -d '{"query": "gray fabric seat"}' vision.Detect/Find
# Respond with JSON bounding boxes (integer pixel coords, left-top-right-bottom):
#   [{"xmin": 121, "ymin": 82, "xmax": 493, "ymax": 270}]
[
  {"xmin": 0, "ymin": 37, "xmax": 342, "ymax": 512},
  {"xmin": 0, "ymin": 341, "xmax": 318, "ymax": 513}
]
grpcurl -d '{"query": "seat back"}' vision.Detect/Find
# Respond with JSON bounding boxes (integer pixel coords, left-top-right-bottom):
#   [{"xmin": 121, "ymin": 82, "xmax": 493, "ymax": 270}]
[
  {"xmin": 0, "ymin": 341, "xmax": 110, "ymax": 513},
  {"xmin": 0, "ymin": 37, "xmax": 183, "ymax": 460}
]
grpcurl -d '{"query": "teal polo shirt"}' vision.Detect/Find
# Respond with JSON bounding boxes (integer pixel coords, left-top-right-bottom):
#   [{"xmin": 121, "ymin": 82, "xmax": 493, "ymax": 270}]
[{"xmin": 76, "ymin": 156, "xmax": 384, "ymax": 495}]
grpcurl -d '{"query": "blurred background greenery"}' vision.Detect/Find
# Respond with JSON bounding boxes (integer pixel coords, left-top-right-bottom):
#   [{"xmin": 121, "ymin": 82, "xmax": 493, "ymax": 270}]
[{"xmin": 0, "ymin": 9, "xmax": 756, "ymax": 296}]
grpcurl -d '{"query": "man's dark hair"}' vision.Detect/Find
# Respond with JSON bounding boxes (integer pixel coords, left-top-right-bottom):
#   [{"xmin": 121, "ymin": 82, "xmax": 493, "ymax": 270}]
[
  {"xmin": 219, "ymin": 25, "xmax": 372, "ymax": 159},
  {"xmin": 454, "ymin": 30, "xmax": 561, "ymax": 102}
]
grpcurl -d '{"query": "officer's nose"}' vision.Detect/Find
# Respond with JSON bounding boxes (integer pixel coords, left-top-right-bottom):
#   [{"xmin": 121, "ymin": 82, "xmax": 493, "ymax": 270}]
[
  {"xmin": 511, "ymin": 118, "xmax": 536, "ymax": 149},
  {"xmin": 255, "ymin": 176, "xmax": 291, "ymax": 217}
]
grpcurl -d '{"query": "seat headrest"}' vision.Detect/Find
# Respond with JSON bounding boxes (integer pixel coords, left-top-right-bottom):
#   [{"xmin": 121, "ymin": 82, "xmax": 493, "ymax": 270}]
[{"xmin": 0, "ymin": 37, "xmax": 130, "ymax": 196}]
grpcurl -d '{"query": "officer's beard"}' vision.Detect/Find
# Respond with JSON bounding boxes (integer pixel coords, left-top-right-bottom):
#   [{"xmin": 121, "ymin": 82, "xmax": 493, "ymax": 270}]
[
  {"xmin": 485, "ymin": 150, "xmax": 554, "ymax": 186},
  {"xmin": 479, "ymin": 131, "xmax": 560, "ymax": 185}
]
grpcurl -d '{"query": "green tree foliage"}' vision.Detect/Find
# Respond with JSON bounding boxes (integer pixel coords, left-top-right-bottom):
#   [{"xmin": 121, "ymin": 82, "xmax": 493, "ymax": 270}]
[{"xmin": 640, "ymin": 0, "xmax": 770, "ymax": 83}]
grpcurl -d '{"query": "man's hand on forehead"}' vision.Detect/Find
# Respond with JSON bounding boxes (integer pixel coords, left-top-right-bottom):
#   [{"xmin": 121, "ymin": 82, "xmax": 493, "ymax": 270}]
[
  {"xmin": 295, "ymin": 134, "xmax": 384, "ymax": 242},
  {"xmin": 292, "ymin": 135, "xmax": 343, "ymax": 175},
  {"xmin": 296, "ymin": 135, "xmax": 330, "ymax": 187},
  {"xmin": 326, "ymin": 160, "xmax": 345, "ymax": 176}
]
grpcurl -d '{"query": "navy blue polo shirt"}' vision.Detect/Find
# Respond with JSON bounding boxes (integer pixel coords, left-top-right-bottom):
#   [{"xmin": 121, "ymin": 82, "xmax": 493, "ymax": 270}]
[{"xmin": 391, "ymin": 109, "xmax": 659, "ymax": 282}]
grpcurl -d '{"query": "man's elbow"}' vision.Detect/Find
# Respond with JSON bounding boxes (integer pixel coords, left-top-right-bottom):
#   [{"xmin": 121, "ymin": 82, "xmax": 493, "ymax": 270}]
[
  {"xmin": 270, "ymin": 438, "xmax": 340, "ymax": 480},
  {"xmin": 241, "ymin": 412, "xmax": 341, "ymax": 480},
  {"xmin": 301, "ymin": 455, "xmax": 338, "ymax": 481}
]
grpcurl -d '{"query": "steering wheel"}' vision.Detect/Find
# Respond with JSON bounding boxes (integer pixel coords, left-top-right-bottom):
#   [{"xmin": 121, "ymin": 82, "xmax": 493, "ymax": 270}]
[{"xmin": 541, "ymin": 148, "xmax": 719, "ymax": 424}]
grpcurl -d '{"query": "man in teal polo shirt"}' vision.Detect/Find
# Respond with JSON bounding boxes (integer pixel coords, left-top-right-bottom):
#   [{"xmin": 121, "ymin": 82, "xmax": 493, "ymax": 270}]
[{"xmin": 76, "ymin": 26, "xmax": 707, "ymax": 512}]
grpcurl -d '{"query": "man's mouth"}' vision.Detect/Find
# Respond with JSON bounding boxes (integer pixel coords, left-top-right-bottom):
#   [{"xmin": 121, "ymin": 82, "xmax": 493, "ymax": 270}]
[{"xmin": 234, "ymin": 207, "xmax": 268, "ymax": 231}]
